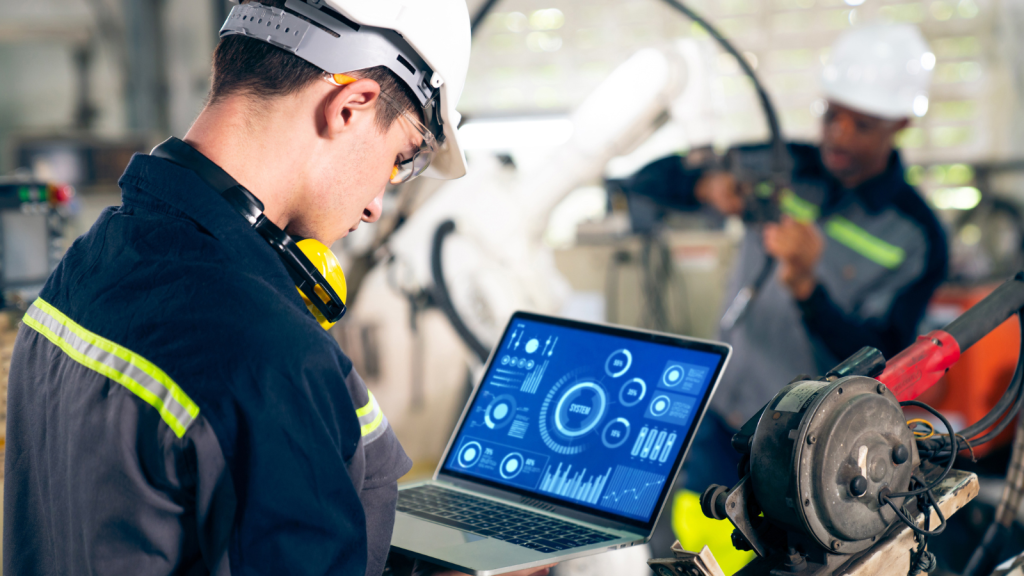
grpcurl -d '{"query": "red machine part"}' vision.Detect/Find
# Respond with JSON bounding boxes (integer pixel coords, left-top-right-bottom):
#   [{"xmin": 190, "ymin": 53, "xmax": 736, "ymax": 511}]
[
  {"xmin": 873, "ymin": 281, "xmax": 1024, "ymax": 457},
  {"xmin": 48, "ymin": 184, "xmax": 74, "ymax": 205},
  {"xmin": 918, "ymin": 286, "xmax": 1022, "ymax": 456},
  {"xmin": 877, "ymin": 330, "xmax": 961, "ymax": 402}
]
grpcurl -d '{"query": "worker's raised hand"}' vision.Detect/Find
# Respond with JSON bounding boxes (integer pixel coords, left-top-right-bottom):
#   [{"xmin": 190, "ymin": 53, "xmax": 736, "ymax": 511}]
[
  {"xmin": 694, "ymin": 171, "xmax": 744, "ymax": 216},
  {"xmin": 763, "ymin": 215, "xmax": 823, "ymax": 301}
]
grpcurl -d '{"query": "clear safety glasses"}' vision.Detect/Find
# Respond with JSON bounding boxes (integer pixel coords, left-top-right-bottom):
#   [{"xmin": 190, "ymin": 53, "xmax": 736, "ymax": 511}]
[{"xmin": 324, "ymin": 72, "xmax": 439, "ymax": 185}]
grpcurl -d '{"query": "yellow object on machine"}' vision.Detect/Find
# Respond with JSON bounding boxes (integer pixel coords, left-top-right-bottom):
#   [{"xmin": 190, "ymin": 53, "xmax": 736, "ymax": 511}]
[{"xmin": 673, "ymin": 490, "xmax": 754, "ymax": 575}]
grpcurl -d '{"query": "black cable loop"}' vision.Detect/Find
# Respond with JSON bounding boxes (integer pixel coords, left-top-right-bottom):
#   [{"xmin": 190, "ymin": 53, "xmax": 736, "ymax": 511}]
[
  {"xmin": 957, "ymin": 434, "xmax": 977, "ymax": 462},
  {"xmin": 894, "ymin": 401, "xmax": 956, "ymax": 498},
  {"xmin": 882, "ymin": 486, "xmax": 947, "ymax": 538}
]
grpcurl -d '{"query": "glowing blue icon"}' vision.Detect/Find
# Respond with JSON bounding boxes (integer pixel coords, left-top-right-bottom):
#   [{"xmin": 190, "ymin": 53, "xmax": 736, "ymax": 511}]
[
  {"xmin": 458, "ymin": 441, "xmax": 483, "ymax": 468},
  {"xmin": 605, "ymin": 349, "xmax": 633, "ymax": 378},
  {"xmin": 650, "ymin": 395, "xmax": 671, "ymax": 417}
]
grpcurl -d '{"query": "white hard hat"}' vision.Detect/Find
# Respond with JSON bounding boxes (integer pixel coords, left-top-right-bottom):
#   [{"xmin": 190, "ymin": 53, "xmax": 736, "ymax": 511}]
[
  {"xmin": 820, "ymin": 23, "xmax": 934, "ymax": 120},
  {"xmin": 220, "ymin": 0, "xmax": 471, "ymax": 179}
]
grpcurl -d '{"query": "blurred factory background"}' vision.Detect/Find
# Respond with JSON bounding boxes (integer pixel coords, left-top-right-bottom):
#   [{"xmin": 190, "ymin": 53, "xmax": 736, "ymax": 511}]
[{"xmin": 4, "ymin": 0, "xmax": 1024, "ymax": 573}]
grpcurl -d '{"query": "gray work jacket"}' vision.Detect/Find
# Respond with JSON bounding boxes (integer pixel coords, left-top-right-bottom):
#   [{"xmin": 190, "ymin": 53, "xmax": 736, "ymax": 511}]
[{"xmin": 625, "ymin": 144, "xmax": 948, "ymax": 426}]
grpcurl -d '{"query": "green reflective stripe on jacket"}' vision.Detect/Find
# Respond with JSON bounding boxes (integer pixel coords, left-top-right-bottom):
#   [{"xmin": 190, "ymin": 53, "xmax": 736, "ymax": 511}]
[
  {"xmin": 780, "ymin": 189, "xmax": 819, "ymax": 223},
  {"xmin": 357, "ymin": 390, "xmax": 386, "ymax": 443},
  {"xmin": 825, "ymin": 216, "xmax": 907, "ymax": 269},
  {"xmin": 24, "ymin": 298, "xmax": 200, "ymax": 438}
]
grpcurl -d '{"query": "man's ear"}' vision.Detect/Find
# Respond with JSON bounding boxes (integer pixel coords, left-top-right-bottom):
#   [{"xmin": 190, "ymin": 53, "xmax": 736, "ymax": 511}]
[
  {"xmin": 323, "ymin": 78, "xmax": 380, "ymax": 138},
  {"xmin": 892, "ymin": 118, "xmax": 911, "ymax": 133}
]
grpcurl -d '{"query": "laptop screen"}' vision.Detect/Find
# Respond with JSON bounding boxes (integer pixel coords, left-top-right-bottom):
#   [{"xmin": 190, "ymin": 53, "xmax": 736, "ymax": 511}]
[{"xmin": 441, "ymin": 312, "xmax": 730, "ymax": 529}]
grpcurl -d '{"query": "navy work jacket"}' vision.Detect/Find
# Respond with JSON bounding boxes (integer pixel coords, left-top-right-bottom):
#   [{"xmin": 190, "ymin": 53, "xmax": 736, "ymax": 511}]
[
  {"xmin": 5, "ymin": 153, "xmax": 410, "ymax": 575},
  {"xmin": 624, "ymin": 143, "xmax": 948, "ymax": 423}
]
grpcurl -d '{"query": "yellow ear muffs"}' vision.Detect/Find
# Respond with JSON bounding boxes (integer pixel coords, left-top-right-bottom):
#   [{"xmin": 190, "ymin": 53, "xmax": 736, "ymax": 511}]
[{"xmin": 295, "ymin": 238, "xmax": 348, "ymax": 330}]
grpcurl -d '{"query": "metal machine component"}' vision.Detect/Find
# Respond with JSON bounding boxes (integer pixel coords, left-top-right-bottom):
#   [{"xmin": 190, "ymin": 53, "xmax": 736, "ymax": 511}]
[
  {"xmin": 750, "ymin": 377, "xmax": 917, "ymax": 555},
  {"xmin": 702, "ymin": 377, "xmax": 918, "ymax": 572},
  {"xmin": 648, "ymin": 543, "xmax": 727, "ymax": 576},
  {"xmin": 661, "ymin": 472, "xmax": 980, "ymax": 576},
  {"xmin": 702, "ymin": 475, "xmax": 765, "ymax": 556},
  {"xmin": 697, "ymin": 273, "xmax": 1024, "ymax": 574}
]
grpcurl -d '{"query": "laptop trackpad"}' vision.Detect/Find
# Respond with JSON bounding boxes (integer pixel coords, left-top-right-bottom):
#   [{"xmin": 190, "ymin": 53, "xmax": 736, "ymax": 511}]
[{"xmin": 393, "ymin": 514, "xmax": 487, "ymax": 550}]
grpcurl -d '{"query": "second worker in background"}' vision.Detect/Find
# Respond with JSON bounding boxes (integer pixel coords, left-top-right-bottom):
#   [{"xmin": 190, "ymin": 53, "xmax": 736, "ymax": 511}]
[{"xmin": 624, "ymin": 23, "xmax": 949, "ymax": 498}]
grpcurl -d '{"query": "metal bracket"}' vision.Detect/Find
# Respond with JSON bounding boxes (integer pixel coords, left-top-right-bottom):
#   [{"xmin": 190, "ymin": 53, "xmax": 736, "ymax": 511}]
[
  {"xmin": 724, "ymin": 476, "xmax": 769, "ymax": 557},
  {"xmin": 648, "ymin": 544, "xmax": 727, "ymax": 576}
]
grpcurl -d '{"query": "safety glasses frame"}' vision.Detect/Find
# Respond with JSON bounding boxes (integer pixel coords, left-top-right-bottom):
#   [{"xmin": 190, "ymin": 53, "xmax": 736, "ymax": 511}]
[{"xmin": 323, "ymin": 72, "xmax": 439, "ymax": 184}]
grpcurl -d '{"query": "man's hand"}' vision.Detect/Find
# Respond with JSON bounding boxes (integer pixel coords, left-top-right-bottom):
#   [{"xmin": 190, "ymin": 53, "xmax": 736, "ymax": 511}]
[
  {"xmin": 694, "ymin": 171, "xmax": 744, "ymax": 216},
  {"xmin": 435, "ymin": 564, "xmax": 556, "ymax": 576},
  {"xmin": 763, "ymin": 216, "xmax": 823, "ymax": 301}
]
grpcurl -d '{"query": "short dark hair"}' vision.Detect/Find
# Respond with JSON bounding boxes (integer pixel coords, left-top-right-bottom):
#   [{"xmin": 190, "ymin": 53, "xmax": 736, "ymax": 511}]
[{"xmin": 209, "ymin": 0, "xmax": 418, "ymax": 133}]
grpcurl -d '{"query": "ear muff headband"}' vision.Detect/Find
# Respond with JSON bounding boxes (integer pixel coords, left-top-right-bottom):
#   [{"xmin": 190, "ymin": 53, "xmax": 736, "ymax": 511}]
[{"xmin": 150, "ymin": 137, "xmax": 347, "ymax": 329}]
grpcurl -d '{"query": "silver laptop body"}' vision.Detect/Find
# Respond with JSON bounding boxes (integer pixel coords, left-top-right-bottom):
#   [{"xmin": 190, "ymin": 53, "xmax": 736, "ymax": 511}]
[{"xmin": 391, "ymin": 311, "xmax": 732, "ymax": 576}]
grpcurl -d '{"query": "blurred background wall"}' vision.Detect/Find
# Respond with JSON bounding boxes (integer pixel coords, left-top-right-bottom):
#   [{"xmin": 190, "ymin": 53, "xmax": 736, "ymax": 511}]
[
  {"xmin": 3, "ymin": 0, "xmax": 1023, "ymax": 238},
  {"xmin": 1, "ymin": 0, "xmax": 1021, "ymax": 163}
]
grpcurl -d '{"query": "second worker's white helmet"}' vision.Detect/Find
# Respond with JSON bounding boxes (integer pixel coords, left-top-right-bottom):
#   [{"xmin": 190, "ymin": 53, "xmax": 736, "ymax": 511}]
[{"xmin": 821, "ymin": 23, "xmax": 934, "ymax": 120}]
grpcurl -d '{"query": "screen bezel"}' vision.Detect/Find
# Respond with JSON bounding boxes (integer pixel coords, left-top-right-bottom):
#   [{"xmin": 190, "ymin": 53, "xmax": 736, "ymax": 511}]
[{"xmin": 437, "ymin": 311, "xmax": 732, "ymax": 532}]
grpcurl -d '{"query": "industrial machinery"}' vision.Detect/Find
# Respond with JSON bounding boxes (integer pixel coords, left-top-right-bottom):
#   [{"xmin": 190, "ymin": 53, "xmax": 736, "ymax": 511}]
[
  {"xmin": 682, "ymin": 274, "xmax": 1024, "ymax": 575},
  {"xmin": 344, "ymin": 44, "xmax": 694, "ymax": 467},
  {"xmin": 0, "ymin": 178, "xmax": 74, "ymax": 306},
  {"xmin": 342, "ymin": 0, "xmax": 786, "ymax": 470}
]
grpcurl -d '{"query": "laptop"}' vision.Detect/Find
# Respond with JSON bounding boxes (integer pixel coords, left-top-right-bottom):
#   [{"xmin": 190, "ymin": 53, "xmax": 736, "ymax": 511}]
[{"xmin": 391, "ymin": 311, "xmax": 732, "ymax": 575}]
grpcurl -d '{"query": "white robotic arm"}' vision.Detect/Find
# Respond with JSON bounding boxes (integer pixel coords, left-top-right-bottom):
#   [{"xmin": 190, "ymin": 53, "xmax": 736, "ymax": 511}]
[
  {"xmin": 344, "ymin": 45, "xmax": 694, "ymax": 467},
  {"xmin": 389, "ymin": 47, "xmax": 690, "ymax": 346}
]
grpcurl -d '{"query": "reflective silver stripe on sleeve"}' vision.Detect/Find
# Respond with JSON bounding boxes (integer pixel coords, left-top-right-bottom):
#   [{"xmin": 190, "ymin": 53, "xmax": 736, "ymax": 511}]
[
  {"xmin": 357, "ymin": 390, "xmax": 388, "ymax": 445},
  {"xmin": 24, "ymin": 298, "xmax": 199, "ymax": 438}
]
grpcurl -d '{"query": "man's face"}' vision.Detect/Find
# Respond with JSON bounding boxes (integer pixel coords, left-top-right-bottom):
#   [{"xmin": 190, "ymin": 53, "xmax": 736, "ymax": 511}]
[
  {"xmin": 305, "ymin": 96, "xmax": 424, "ymax": 244},
  {"xmin": 819, "ymin": 101, "xmax": 909, "ymax": 188}
]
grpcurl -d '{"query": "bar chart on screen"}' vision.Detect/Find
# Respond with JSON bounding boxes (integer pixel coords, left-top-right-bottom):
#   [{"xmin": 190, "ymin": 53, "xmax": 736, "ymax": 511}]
[
  {"xmin": 600, "ymin": 465, "xmax": 665, "ymax": 517},
  {"xmin": 538, "ymin": 462, "xmax": 612, "ymax": 505},
  {"xmin": 520, "ymin": 360, "xmax": 549, "ymax": 394}
]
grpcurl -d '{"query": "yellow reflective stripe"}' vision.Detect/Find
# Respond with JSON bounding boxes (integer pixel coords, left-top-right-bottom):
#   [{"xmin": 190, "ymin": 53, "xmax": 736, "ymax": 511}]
[
  {"xmin": 357, "ymin": 389, "xmax": 385, "ymax": 438},
  {"xmin": 356, "ymin": 390, "xmax": 376, "ymax": 418},
  {"xmin": 779, "ymin": 189, "xmax": 819, "ymax": 223},
  {"xmin": 825, "ymin": 216, "xmax": 906, "ymax": 269},
  {"xmin": 355, "ymin": 389, "xmax": 387, "ymax": 441},
  {"xmin": 24, "ymin": 298, "xmax": 199, "ymax": 438},
  {"xmin": 361, "ymin": 409, "xmax": 385, "ymax": 437}
]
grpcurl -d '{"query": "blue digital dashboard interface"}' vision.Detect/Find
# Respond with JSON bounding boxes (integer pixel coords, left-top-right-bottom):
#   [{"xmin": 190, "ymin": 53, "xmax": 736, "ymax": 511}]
[{"xmin": 442, "ymin": 317, "xmax": 726, "ymax": 523}]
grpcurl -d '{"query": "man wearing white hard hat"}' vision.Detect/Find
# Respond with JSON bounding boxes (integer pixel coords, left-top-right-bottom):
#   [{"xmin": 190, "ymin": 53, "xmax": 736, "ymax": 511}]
[
  {"xmin": 625, "ymin": 22, "xmax": 948, "ymax": 529},
  {"xmin": 3, "ymin": 2, "xmax": 552, "ymax": 576}
]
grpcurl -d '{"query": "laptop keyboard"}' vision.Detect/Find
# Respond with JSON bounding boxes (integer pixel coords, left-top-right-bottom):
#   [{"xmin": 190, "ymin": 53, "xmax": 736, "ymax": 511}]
[{"xmin": 397, "ymin": 485, "xmax": 619, "ymax": 553}]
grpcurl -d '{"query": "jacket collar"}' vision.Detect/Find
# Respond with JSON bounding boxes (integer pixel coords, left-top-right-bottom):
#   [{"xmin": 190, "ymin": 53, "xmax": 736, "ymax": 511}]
[
  {"xmin": 818, "ymin": 149, "xmax": 910, "ymax": 214},
  {"xmin": 117, "ymin": 152, "xmax": 294, "ymax": 288}
]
